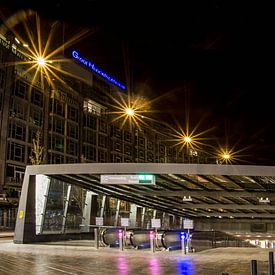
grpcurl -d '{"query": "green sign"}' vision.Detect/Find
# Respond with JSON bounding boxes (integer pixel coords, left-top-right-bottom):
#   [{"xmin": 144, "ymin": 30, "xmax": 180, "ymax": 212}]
[{"xmin": 101, "ymin": 174, "xmax": 155, "ymax": 185}]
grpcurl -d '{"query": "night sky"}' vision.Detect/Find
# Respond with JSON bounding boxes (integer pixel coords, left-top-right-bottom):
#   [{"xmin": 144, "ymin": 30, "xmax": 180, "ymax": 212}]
[{"xmin": 1, "ymin": 1, "xmax": 274, "ymax": 165}]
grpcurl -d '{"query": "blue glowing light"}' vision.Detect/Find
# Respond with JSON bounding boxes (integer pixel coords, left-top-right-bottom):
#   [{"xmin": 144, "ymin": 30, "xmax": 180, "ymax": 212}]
[
  {"xmin": 72, "ymin": 50, "xmax": 126, "ymax": 90},
  {"xmin": 180, "ymin": 232, "xmax": 186, "ymax": 240}
]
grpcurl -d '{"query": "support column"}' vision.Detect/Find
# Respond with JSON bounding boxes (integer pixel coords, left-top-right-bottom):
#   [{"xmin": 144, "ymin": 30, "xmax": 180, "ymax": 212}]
[
  {"xmin": 180, "ymin": 217, "xmax": 184, "ymax": 229},
  {"xmin": 129, "ymin": 204, "xmax": 137, "ymax": 227},
  {"xmin": 114, "ymin": 199, "xmax": 121, "ymax": 226},
  {"xmin": 81, "ymin": 191, "xmax": 93, "ymax": 232},
  {"xmin": 61, "ymin": 184, "xmax": 71, "ymax": 233},
  {"xmin": 141, "ymin": 207, "xmax": 146, "ymax": 228},
  {"xmin": 100, "ymin": 195, "xmax": 106, "ymax": 217},
  {"xmin": 3, "ymin": 209, "xmax": 7, "ymax": 227}
]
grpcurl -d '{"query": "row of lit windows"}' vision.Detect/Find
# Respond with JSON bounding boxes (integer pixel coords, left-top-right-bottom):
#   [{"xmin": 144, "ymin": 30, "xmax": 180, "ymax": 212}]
[
  {"xmin": 48, "ymin": 136, "xmax": 78, "ymax": 155},
  {"xmin": 13, "ymin": 81, "xmax": 44, "ymax": 108}
]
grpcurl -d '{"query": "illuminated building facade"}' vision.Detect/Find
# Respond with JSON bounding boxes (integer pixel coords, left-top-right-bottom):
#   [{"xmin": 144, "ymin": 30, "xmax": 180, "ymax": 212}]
[{"xmin": 0, "ymin": 32, "xmax": 207, "ymax": 228}]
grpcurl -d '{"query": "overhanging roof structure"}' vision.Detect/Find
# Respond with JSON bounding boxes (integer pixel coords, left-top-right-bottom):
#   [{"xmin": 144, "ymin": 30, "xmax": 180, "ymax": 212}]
[{"xmin": 22, "ymin": 163, "xmax": 275, "ymax": 219}]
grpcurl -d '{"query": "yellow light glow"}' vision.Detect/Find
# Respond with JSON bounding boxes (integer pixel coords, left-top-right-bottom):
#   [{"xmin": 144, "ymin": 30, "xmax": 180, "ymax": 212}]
[
  {"xmin": 36, "ymin": 56, "xmax": 45, "ymax": 67},
  {"xmin": 167, "ymin": 119, "xmax": 213, "ymax": 154},
  {"xmin": 0, "ymin": 11, "xmax": 90, "ymax": 92},
  {"xmin": 216, "ymin": 145, "xmax": 250, "ymax": 164},
  {"xmin": 222, "ymin": 153, "xmax": 230, "ymax": 159},
  {"xmin": 184, "ymin": 136, "xmax": 192, "ymax": 143},
  {"xmin": 106, "ymin": 92, "xmax": 154, "ymax": 131},
  {"xmin": 125, "ymin": 108, "xmax": 135, "ymax": 116}
]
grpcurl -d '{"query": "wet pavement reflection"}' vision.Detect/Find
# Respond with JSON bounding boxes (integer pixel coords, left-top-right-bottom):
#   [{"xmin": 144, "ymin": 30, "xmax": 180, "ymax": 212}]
[{"xmin": 0, "ymin": 240, "xmax": 273, "ymax": 274}]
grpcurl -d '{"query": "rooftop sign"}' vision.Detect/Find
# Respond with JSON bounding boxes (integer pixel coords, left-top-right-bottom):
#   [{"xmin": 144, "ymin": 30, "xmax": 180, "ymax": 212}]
[
  {"xmin": 71, "ymin": 50, "xmax": 126, "ymax": 90},
  {"xmin": 100, "ymin": 174, "xmax": 155, "ymax": 185}
]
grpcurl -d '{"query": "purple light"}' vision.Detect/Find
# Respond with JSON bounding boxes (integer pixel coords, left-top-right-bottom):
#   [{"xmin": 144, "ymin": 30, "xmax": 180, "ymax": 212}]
[
  {"xmin": 149, "ymin": 231, "xmax": 155, "ymax": 240},
  {"xmin": 118, "ymin": 230, "xmax": 123, "ymax": 238}
]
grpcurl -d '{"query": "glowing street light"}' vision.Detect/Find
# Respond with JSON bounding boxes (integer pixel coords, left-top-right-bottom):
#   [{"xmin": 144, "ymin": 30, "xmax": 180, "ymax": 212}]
[
  {"xmin": 125, "ymin": 107, "xmax": 135, "ymax": 116},
  {"xmin": 36, "ymin": 56, "xmax": 46, "ymax": 67},
  {"xmin": 183, "ymin": 136, "xmax": 192, "ymax": 144},
  {"xmin": 222, "ymin": 153, "xmax": 231, "ymax": 160}
]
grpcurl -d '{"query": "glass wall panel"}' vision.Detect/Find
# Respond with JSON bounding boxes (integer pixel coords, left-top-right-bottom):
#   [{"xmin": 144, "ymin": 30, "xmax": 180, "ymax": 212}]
[
  {"xmin": 65, "ymin": 185, "xmax": 86, "ymax": 232},
  {"xmin": 35, "ymin": 175, "xmax": 50, "ymax": 234},
  {"xmin": 42, "ymin": 178, "xmax": 68, "ymax": 233}
]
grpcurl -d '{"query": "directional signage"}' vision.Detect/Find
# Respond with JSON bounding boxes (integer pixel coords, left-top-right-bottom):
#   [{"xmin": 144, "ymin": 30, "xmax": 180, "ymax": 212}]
[
  {"xmin": 183, "ymin": 219, "xmax": 194, "ymax": 229},
  {"xmin": 96, "ymin": 217, "xmax": 103, "ymax": 226},
  {"xmin": 100, "ymin": 174, "xmax": 155, "ymax": 185},
  {"xmin": 151, "ymin": 218, "xmax": 161, "ymax": 228},
  {"xmin": 121, "ymin": 218, "xmax": 129, "ymax": 227}
]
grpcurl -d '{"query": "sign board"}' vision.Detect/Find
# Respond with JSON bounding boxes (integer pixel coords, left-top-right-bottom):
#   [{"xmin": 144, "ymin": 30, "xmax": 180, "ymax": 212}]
[
  {"xmin": 183, "ymin": 219, "xmax": 194, "ymax": 229},
  {"xmin": 100, "ymin": 174, "xmax": 155, "ymax": 185},
  {"xmin": 151, "ymin": 218, "xmax": 161, "ymax": 228},
  {"xmin": 96, "ymin": 217, "xmax": 103, "ymax": 226},
  {"xmin": 121, "ymin": 218, "xmax": 129, "ymax": 227}
]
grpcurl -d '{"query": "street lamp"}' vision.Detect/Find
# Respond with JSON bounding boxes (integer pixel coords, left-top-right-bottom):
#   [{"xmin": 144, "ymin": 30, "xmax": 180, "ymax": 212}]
[
  {"xmin": 36, "ymin": 56, "xmax": 46, "ymax": 67},
  {"xmin": 125, "ymin": 107, "xmax": 135, "ymax": 117}
]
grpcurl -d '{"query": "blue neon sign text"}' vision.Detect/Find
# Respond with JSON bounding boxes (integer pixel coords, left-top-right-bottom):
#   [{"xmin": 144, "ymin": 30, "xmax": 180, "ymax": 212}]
[{"xmin": 72, "ymin": 50, "xmax": 126, "ymax": 90}]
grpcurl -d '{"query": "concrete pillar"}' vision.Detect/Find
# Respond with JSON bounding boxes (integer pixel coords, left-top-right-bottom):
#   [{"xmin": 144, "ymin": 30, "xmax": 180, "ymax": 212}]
[
  {"xmin": 129, "ymin": 204, "xmax": 137, "ymax": 227},
  {"xmin": 61, "ymin": 184, "xmax": 71, "ymax": 233},
  {"xmin": 114, "ymin": 199, "xmax": 121, "ymax": 226},
  {"xmin": 3, "ymin": 209, "xmax": 7, "ymax": 227},
  {"xmin": 100, "ymin": 195, "xmax": 106, "ymax": 217},
  {"xmin": 81, "ymin": 191, "xmax": 93, "ymax": 232},
  {"xmin": 141, "ymin": 207, "xmax": 146, "ymax": 228}
]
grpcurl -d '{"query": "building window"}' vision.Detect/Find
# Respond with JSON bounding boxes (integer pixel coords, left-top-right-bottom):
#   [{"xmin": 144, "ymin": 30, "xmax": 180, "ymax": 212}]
[
  {"xmin": 49, "ymin": 135, "xmax": 64, "ymax": 152},
  {"xmin": 31, "ymin": 88, "xmax": 43, "ymax": 107},
  {"xmin": 83, "ymin": 145, "xmax": 96, "ymax": 161},
  {"xmin": 67, "ymin": 123, "xmax": 78, "ymax": 139},
  {"xmin": 83, "ymin": 114, "xmax": 97, "ymax": 130},
  {"xmin": 114, "ymin": 142, "xmax": 122, "ymax": 152},
  {"xmin": 10, "ymin": 98, "xmax": 27, "ymax": 120},
  {"xmin": 84, "ymin": 129, "xmax": 96, "ymax": 145},
  {"xmin": 159, "ymin": 144, "xmax": 165, "ymax": 154},
  {"xmin": 7, "ymin": 142, "xmax": 25, "ymax": 162},
  {"xmin": 0, "ymin": 69, "xmax": 5, "ymax": 89},
  {"xmin": 147, "ymin": 152, "xmax": 154, "ymax": 162},
  {"xmin": 50, "ymin": 99, "xmax": 65, "ymax": 117},
  {"xmin": 139, "ymin": 150, "xmax": 145, "ymax": 159},
  {"xmin": 98, "ymin": 150, "xmax": 107, "ymax": 162},
  {"xmin": 51, "ymin": 153, "xmax": 64, "ymax": 164},
  {"xmin": 99, "ymin": 120, "xmax": 107, "ymax": 133},
  {"xmin": 138, "ymin": 137, "xmax": 145, "ymax": 147},
  {"xmin": 124, "ymin": 131, "xmax": 131, "ymax": 142},
  {"xmin": 124, "ymin": 145, "xmax": 132, "ymax": 156},
  {"xmin": 9, "ymin": 122, "xmax": 26, "ymax": 140},
  {"xmin": 67, "ymin": 157, "xmax": 77, "ymax": 163},
  {"xmin": 83, "ymin": 99, "xmax": 103, "ymax": 116},
  {"xmin": 68, "ymin": 105, "xmax": 78, "ymax": 122},
  {"xmin": 67, "ymin": 139, "xmax": 77, "ymax": 155},
  {"xmin": 49, "ymin": 117, "xmax": 64, "ymax": 135},
  {"xmin": 99, "ymin": 134, "xmax": 107, "ymax": 148},
  {"xmin": 147, "ymin": 141, "xmax": 153, "ymax": 150},
  {"xmin": 14, "ymin": 81, "xmax": 27, "ymax": 99},
  {"xmin": 29, "ymin": 107, "xmax": 42, "ymax": 126}
]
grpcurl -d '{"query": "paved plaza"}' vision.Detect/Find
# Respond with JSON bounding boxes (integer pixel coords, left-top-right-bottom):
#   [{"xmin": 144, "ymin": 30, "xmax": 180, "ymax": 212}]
[{"xmin": 0, "ymin": 237, "xmax": 273, "ymax": 274}]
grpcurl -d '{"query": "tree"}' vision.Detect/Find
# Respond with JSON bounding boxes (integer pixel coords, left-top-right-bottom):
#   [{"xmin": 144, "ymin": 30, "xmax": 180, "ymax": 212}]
[{"xmin": 29, "ymin": 130, "xmax": 44, "ymax": 165}]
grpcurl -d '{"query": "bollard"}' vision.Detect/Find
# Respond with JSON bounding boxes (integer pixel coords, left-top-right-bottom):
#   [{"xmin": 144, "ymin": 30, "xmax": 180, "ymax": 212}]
[
  {"xmin": 118, "ymin": 229, "xmax": 123, "ymax": 251},
  {"xmin": 251, "ymin": 260, "xmax": 257, "ymax": 275},
  {"xmin": 269, "ymin": 251, "xmax": 274, "ymax": 275},
  {"xmin": 181, "ymin": 232, "xmax": 186, "ymax": 255},
  {"xmin": 94, "ymin": 227, "xmax": 99, "ymax": 249},
  {"xmin": 150, "ymin": 230, "xmax": 155, "ymax": 253}
]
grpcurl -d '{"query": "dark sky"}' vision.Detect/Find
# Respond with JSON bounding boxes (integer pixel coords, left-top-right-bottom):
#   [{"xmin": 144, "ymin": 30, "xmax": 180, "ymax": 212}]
[{"xmin": 1, "ymin": 1, "xmax": 275, "ymax": 165}]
